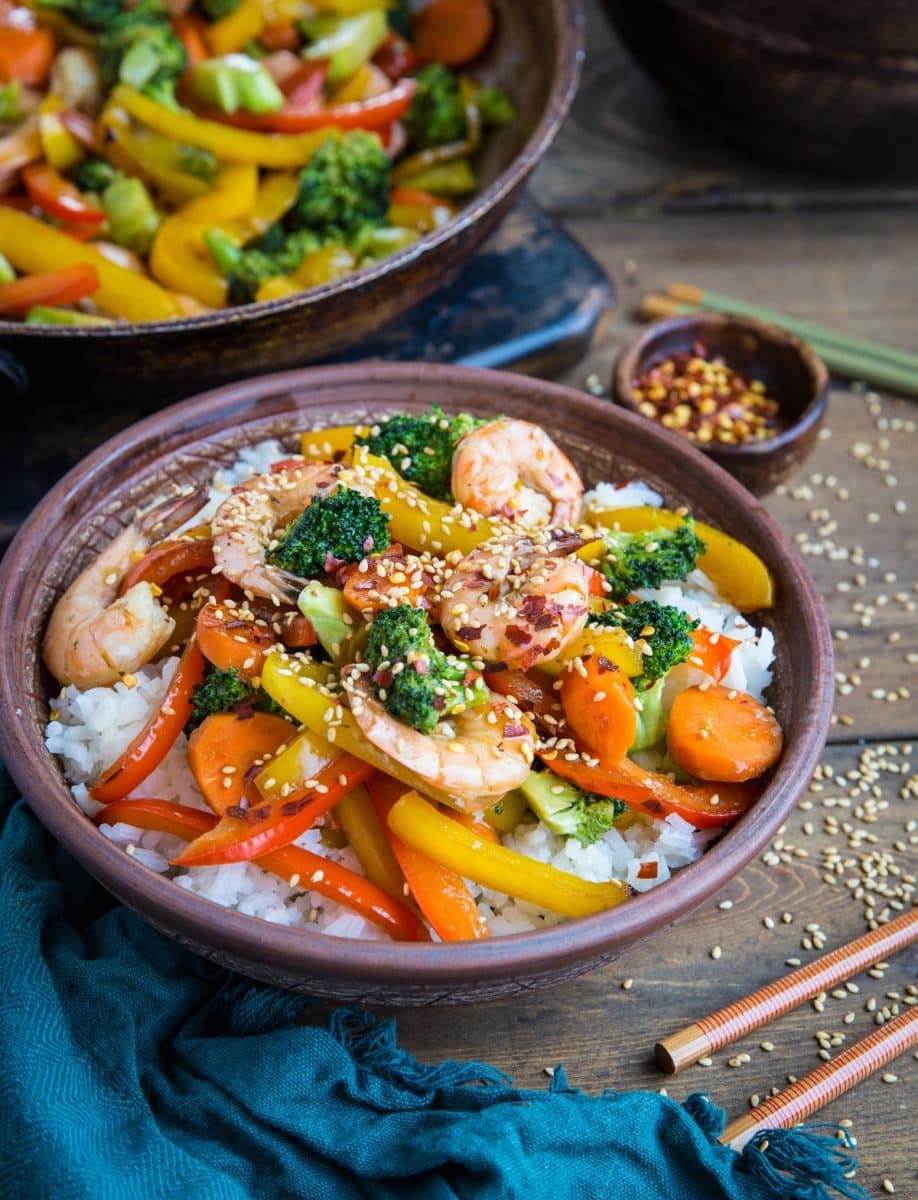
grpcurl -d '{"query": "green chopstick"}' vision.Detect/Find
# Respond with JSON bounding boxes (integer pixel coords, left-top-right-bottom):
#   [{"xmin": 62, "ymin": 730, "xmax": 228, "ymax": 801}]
[
  {"xmin": 669, "ymin": 283, "xmax": 918, "ymax": 374},
  {"xmin": 641, "ymin": 294, "xmax": 918, "ymax": 398}
]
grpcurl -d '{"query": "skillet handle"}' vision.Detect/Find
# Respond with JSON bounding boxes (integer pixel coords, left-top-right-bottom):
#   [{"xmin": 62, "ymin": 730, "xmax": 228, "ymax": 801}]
[{"xmin": 0, "ymin": 350, "xmax": 28, "ymax": 399}]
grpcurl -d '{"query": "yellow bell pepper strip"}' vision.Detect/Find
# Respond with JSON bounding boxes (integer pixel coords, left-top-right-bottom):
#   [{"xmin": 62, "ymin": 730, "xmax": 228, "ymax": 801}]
[
  {"xmin": 293, "ymin": 244, "xmax": 356, "ymax": 287},
  {"xmin": 386, "ymin": 790, "xmax": 630, "ymax": 919},
  {"xmin": 334, "ymin": 784, "xmax": 407, "ymax": 901},
  {"xmin": 370, "ymin": 776, "xmax": 488, "ymax": 941},
  {"xmin": 585, "ymin": 505, "xmax": 775, "ymax": 612},
  {"xmin": 0, "ymin": 209, "xmax": 183, "ymax": 322},
  {"xmin": 260, "ymin": 651, "xmax": 465, "ymax": 809},
  {"xmin": 299, "ymin": 423, "xmax": 367, "ymax": 461},
  {"xmin": 540, "ymin": 625, "xmax": 644, "ymax": 680},
  {"xmin": 150, "ymin": 215, "xmax": 229, "ymax": 308},
  {"xmin": 328, "ymin": 61, "xmax": 373, "ymax": 106},
  {"xmin": 93, "ymin": 799, "xmax": 428, "ymax": 942},
  {"xmin": 177, "ymin": 163, "xmax": 259, "ymax": 223},
  {"xmin": 247, "ymin": 170, "xmax": 298, "ymax": 235},
  {"xmin": 205, "ymin": 0, "xmax": 265, "ymax": 56},
  {"xmin": 252, "ymin": 723, "xmax": 335, "ymax": 800},
  {"xmin": 350, "ymin": 447, "xmax": 495, "ymax": 556},
  {"xmin": 98, "ymin": 102, "xmax": 212, "ymax": 204},
  {"xmin": 112, "ymin": 84, "xmax": 339, "ymax": 167},
  {"xmin": 255, "ymin": 275, "xmax": 299, "ymax": 302},
  {"xmin": 38, "ymin": 94, "xmax": 84, "ymax": 172}
]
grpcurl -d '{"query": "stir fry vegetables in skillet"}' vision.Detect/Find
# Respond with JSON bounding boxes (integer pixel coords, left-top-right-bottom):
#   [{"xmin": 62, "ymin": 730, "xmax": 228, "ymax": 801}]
[
  {"xmin": 44, "ymin": 410, "xmax": 784, "ymax": 941},
  {"xmin": 0, "ymin": 0, "xmax": 513, "ymax": 323}
]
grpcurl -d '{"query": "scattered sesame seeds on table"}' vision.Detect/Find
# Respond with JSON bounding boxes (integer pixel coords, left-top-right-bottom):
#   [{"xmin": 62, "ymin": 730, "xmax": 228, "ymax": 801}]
[{"xmin": 388, "ymin": 6, "xmax": 917, "ymax": 1197}]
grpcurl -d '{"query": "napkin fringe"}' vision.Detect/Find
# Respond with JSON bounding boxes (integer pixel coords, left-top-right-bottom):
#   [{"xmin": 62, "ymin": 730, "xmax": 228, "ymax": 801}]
[
  {"xmin": 739, "ymin": 1126, "xmax": 869, "ymax": 1200},
  {"xmin": 329, "ymin": 1007, "xmax": 511, "ymax": 1093}
]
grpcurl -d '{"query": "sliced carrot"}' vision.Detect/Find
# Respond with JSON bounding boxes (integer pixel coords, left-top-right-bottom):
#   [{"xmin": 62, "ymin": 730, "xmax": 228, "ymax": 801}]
[
  {"xmin": 368, "ymin": 775, "xmax": 487, "ymax": 941},
  {"xmin": 542, "ymin": 751, "xmax": 757, "ymax": 829},
  {"xmin": 275, "ymin": 610, "xmax": 318, "ymax": 649},
  {"xmin": 340, "ymin": 544, "xmax": 435, "ymax": 618},
  {"xmin": 560, "ymin": 654, "xmax": 637, "ymax": 762},
  {"xmin": 485, "ymin": 667, "xmax": 560, "ymax": 720},
  {"xmin": 195, "ymin": 599, "xmax": 278, "ymax": 680},
  {"xmin": 667, "ymin": 685, "xmax": 783, "ymax": 783},
  {"xmin": 0, "ymin": 26, "xmax": 54, "ymax": 86},
  {"xmin": 187, "ymin": 711, "xmax": 293, "ymax": 817},
  {"xmin": 414, "ymin": 0, "xmax": 494, "ymax": 66},
  {"xmin": 688, "ymin": 628, "xmax": 740, "ymax": 683}
]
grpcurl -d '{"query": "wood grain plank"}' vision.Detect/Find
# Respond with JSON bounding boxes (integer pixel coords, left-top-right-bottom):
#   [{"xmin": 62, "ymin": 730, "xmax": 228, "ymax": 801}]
[{"xmin": 393, "ymin": 740, "xmax": 917, "ymax": 1199}]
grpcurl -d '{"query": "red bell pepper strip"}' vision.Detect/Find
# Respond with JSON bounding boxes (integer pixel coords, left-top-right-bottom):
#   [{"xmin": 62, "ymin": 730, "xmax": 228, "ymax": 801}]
[
  {"xmin": 89, "ymin": 635, "xmax": 208, "ymax": 805},
  {"xmin": 93, "ymin": 798, "xmax": 429, "ymax": 941},
  {"xmin": 280, "ymin": 60, "xmax": 328, "ymax": 105},
  {"xmin": 171, "ymin": 753, "xmax": 375, "ymax": 865},
  {"xmin": 368, "ymin": 776, "xmax": 488, "ymax": 941},
  {"xmin": 193, "ymin": 78, "xmax": 417, "ymax": 133},
  {"xmin": 22, "ymin": 163, "xmax": 106, "ymax": 225},
  {"xmin": 119, "ymin": 538, "xmax": 216, "ymax": 595},
  {"xmin": 541, "ymin": 751, "xmax": 758, "ymax": 829},
  {"xmin": 689, "ymin": 628, "xmax": 740, "ymax": 683},
  {"xmin": 0, "ymin": 25, "xmax": 54, "ymax": 86},
  {"xmin": 0, "ymin": 263, "xmax": 100, "ymax": 315}
]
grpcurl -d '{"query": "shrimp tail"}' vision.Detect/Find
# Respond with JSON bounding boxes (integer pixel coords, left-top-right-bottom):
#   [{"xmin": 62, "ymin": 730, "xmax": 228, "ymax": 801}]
[{"xmin": 137, "ymin": 487, "xmax": 208, "ymax": 540}]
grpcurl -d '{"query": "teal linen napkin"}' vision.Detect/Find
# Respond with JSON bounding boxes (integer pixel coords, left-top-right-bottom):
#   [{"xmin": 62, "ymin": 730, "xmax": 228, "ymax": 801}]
[{"xmin": 0, "ymin": 772, "xmax": 866, "ymax": 1200}]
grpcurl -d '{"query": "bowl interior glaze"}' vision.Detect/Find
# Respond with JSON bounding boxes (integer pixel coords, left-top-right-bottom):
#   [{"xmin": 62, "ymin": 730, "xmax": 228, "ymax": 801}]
[{"xmin": 0, "ymin": 364, "xmax": 834, "ymax": 1004}]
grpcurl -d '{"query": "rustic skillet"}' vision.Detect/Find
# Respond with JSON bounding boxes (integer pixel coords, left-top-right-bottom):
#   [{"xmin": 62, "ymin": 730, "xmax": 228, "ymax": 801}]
[
  {"xmin": 0, "ymin": 0, "xmax": 582, "ymax": 403},
  {"xmin": 0, "ymin": 364, "xmax": 834, "ymax": 1005}
]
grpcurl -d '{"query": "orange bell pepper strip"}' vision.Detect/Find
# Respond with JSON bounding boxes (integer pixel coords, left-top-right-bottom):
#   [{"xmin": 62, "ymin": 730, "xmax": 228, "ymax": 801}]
[
  {"xmin": 541, "ymin": 751, "xmax": 758, "ymax": 829},
  {"xmin": 0, "ymin": 263, "xmax": 99, "ymax": 315},
  {"xmin": 90, "ymin": 636, "xmax": 209, "ymax": 805},
  {"xmin": 22, "ymin": 163, "xmax": 106, "ymax": 226},
  {"xmin": 0, "ymin": 24, "xmax": 54, "ymax": 85},
  {"xmin": 119, "ymin": 538, "xmax": 216, "ymax": 594},
  {"xmin": 334, "ymin": 785, "xmax": 407, "ymax": 902},
  {"xmin": 172, "ymin": 752, "xmax": 375, "ymax": 866},
  {"xmin": 172, "ymin": 15, "xmax": 210, "ymax": 69},
  {"xmin": 93, "ymin": 798, "xmax": 429, "ymax": 942},
  {"xmin": 688, "ymin": 628, "xmax": 740, "ymax": 683},
  {"xmin": 368, "ymin": 776, "xmax": 487, "ymax": 941},
  {"xmin": 187, "ymin": 711, "xmax": 294, "ymax": 817}
]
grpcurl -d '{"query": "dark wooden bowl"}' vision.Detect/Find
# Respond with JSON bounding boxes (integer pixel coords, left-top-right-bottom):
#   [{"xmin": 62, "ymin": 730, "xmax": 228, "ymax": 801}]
[
  {"xmin": 0, "ymin": 363, "xmax": 833, "ymax": 1005},
  {"xmin": 0, "ymin": 0, "xmax": 582, "ymax": 404},
  {"xmin": 601, "ymin": 0, "xmax": 918, "ymax": 176},
  {"xmin": 612, "ymin": 314, "xmax": 828, "ymax": 496}
]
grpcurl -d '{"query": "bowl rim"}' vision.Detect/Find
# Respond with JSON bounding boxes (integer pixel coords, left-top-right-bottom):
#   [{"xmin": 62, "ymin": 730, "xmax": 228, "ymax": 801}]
[
  {"xmin": 0, "ymin": 0, "xmax": 584, "ymax": 342},
  {"xmin": 0, "ymin": 362, "xmax": 834, "ymax": 987},
  {"xmin": 612, "ymin": 312, "xmax": 830, "ymax": 462}
]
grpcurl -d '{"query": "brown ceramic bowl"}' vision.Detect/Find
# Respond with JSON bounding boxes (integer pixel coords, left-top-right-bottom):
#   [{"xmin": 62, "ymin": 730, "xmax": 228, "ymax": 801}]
[
  {"xmin": 0, "ymin": 0, "xmax": 582, "ymax": 404},
  {"xmin": 612, "ymin": 314, "xmax": 829, "ymax": 496},
  {"xmin": 601, "ymin": 0, "xmax": 918, "ymax": 176},
  {"xmin": 0, "ymin": 363, "xmax": 833, "ymax": 1004}
]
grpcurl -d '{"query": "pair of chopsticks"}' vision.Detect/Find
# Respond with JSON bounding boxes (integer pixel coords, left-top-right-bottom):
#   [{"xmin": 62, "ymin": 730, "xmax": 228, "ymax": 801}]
[
  {"xmin": 641, "ymin": 283, "xmax": 918, "ymax": 398},
  {"xmin": 654, "ymin": 908, "xmax": 918, "ymax": 1149}
]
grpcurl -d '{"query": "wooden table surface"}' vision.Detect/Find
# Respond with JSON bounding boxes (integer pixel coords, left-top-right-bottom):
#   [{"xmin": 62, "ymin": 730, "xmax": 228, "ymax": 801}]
[{"xmin": 394, "ymin": 6, "xmax": 918, "ymax": 1196}]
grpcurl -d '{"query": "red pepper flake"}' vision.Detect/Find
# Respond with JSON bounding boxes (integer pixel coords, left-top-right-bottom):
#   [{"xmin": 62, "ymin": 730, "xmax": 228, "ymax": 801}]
[
  {"xmin": 457, "ymin": 626, "xmax": 484, "ymax": 642},
  {"xmin": 637, "ymin": 861, "xmax": 658, "ymax": 880},
  {"xmin": 633, "ymin": 343, "xmax": 782, "ymax": 447},
  {"xmin": 505, "ymin": 625, "xmax": 533, "ymax": 647}
]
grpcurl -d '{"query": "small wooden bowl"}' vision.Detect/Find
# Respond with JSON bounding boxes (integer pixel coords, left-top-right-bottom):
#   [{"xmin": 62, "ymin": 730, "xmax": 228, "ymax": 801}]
[
  {"xmin": 612, "ymin": 314, "xmax": 829, "ymax": 496},
  {"xmin": 0, "ymin": 363, "xmax": 834, "ymax": 1004}
]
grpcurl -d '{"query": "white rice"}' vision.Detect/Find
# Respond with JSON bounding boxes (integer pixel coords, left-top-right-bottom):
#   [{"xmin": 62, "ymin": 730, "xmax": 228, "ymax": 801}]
[
  {"xmin": 44, "ymin": 454, "xmax": 775, "ymax": 941},
  {"xmin": 582, "ymin": 479, "xmax": 663, "ymax": 513}
]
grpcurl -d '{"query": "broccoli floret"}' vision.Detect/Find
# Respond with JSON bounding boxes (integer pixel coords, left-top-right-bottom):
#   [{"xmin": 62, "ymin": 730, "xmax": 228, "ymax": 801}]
[
  {"xmin": 69, "ymin": 158, "xmax": 124, "ymax": 194},
  {"xmin": 476, "ymin": 85, "xmax": 515, "ymax": 127},
  {"xmin": 269, "ymin": 487, "xmax": 390, "ymax": 580},
  {"xmin": 404, "ymin": 63, "xmax": 466, "ymax": 151},
  {"xmin": 197, "ymin": 0, "xmax": 240, "ymax": 18},
  {"xmin": 98, "ymin": 1, "xmax": 188, "ymax": 108},
  {"xmin": 204, "ymin": 226, "xmax": 320, "ymax": 304},
  {"xmin": 188, "ymin": 666, "xmax": 288, "ymax": 730},
  {"xmin": 589, "ymin": 599, "xmax": 699, "ymax": 686},
  {"xmin": 36, "ymin": 0, "xmax": 123, "ymax": 30},
  {"xmin": 521, "ymin": 772, "xmax": 627, "ymax": 845},
  {"xmin": 364, "ymin": 605, "xmax": 490, "ymax": 735},
  {"xmin": 355, "ymin": 405, "xmax": 487, "ymax": 501},
  {"xmin": 598, "ymin": 518, "xmax": 706, "ymax": 601},
  {"xmin": 291, "ymin": 131, "xmax": 390, "ymax": 241}
]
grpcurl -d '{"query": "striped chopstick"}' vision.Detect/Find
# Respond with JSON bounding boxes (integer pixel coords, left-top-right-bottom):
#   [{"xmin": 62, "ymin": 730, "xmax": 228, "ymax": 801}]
[
  {"xmin": 719, "ymin": 1005, "xmax": 918, "ymax": 1150},
  {"xmin": 639, "ymin": 293, "xmax": 918, "ymax": 397},
  {"xmin": 655, "ymin": 908, "xmax": 918, "ymax": 1074}
]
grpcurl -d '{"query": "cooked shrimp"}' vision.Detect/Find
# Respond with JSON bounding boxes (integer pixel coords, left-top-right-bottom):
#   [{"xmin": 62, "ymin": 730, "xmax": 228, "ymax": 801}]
[
  {"xmin": 439, "ymin": 533, "xmax": 592, "ymax": 670},
  {"xmin": 211, "ymin": 461, "xmax": 344, "ymax": 603},
  {"xmin": 451, "ymin": 418, "xmax": 584, "ymax": 527},
  {"xmin": 43, "ymin": 491, "xmax": 204, "ymax": 689},
  {"xmin": 342, "ymin": 666, "xmax": 535, "ymax": 810}
]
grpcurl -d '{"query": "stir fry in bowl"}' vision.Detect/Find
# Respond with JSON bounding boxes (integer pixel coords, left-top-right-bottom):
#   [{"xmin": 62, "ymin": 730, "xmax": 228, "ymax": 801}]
[
  {"xmin": 0, "ymin": 0, "xmax": 514, "ymax": 323},
  {"xmin": 44, "ymin": 410, "xmax": 783, "ymax": 942}
]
